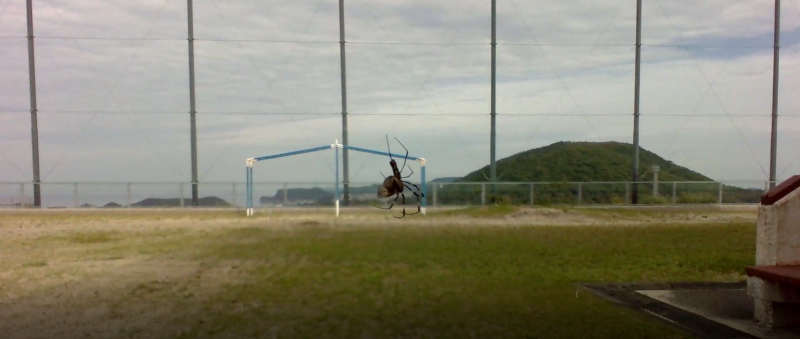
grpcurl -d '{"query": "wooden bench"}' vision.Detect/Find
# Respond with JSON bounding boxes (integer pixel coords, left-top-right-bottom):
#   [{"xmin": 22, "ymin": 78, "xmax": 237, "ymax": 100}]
[
  {"xmin": 745, "ymin": 174, "xmax": 800, "ymax": 328},
  {"xmin": 746, "ymin": 265, "xmax": 800, "ymax": 287}
]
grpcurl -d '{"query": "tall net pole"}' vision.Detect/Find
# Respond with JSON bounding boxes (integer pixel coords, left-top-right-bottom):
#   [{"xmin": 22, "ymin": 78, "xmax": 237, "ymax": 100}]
[
  {"xmin": 26, "ymin": 0, "xmax": 41, "ymax": 207},
  {"xmin": 338, "ymin": 0, "xmax": 351, "ymax": 206},
  {"xmin": 489, "ymin": 0, "xmax": 497, "ymax": 190},
  {"xmin": 631, "ymin": 0, "xmax": 643, "ymax": 204},
  {"xmin": 769, "ymin": 0, "xmax": 780, "ymax": 189},
  {"xmin": 187, "ymin": 0, "xmax": 199, "ymax": 206}
]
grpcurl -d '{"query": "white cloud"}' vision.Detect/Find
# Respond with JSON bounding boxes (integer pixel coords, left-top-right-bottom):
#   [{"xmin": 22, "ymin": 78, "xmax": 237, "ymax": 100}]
[{"xmin": 1, "ymin": 0, "xmax": 800, "ymax": 201}]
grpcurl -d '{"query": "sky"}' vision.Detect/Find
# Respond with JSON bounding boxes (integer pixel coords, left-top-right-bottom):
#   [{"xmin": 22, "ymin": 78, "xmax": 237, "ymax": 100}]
[{"xmin": 1, "ymin": 0, "xmax": 800, "ymax": 204}]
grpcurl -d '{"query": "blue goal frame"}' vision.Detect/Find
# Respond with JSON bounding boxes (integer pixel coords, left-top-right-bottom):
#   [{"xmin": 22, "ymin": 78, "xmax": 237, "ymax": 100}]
[{"xmin": 245, "ymin": 139, "xmax": 427, "ymax": 216}]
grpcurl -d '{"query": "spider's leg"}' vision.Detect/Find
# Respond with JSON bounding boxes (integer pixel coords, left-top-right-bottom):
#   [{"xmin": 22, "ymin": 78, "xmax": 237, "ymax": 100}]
[
  {"xmin": 394, "ymin": 189, "xmax": 423, "ymax": 216},
  {"xmin": 385, "ymin": 134, "xmax": 393, "ymax": 161},
  {"xmin": 394, "ymin": 137, "xmax": 410, "ymax": 176},
  {"xmin": 392, "ymin": 192, "xmax": 406, "ymax": 219},
  {"xmin": 402, "ymin": 185, "xmax": 423, "ymax": 212},
  {"xmin": 398, "ymin": 182, "xmax": 423, "ymax": 216},
  {"xmin": 372, "ymin": 191, "xmax": 400, "ymax": 210},
  {"xmin": 391, "ymin": 192, "xmax": 406, "ymax": 218},
  {"xmin": 403, "ymin": 183, "xmax": 422, "ymax": 200},
  {"xmin": 414, "ymin": 186, "xmax": 422, "ymax": 213},
  {"xmin": 371, "ymin": 201, "xmax": 393, "ymax": 210},
  {"xmin": 401, "ymin": 164, "xmax": 415, "ymax": 179},
  {"xmin": 402, "ymin": 180, "xmax": 425, "ymax": 197}
]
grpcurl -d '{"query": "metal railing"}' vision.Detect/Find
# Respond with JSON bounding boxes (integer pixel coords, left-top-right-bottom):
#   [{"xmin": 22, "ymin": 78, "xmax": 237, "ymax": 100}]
[{"xmin": 0, "ymin": 180, "xmax": 776, "ymax": 209}]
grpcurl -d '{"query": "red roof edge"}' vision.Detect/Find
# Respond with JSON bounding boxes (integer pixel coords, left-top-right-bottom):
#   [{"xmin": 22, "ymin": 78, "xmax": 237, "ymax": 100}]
[{"xmin": 761, "ymin": 175, "xmax": 800, "ymax": 206}]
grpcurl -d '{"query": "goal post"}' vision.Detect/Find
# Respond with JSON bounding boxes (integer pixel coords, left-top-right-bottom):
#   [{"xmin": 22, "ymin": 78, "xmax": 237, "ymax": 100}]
[{"xmin": 245, "ymin": 139, "xmax": 427, "ymax": 217}]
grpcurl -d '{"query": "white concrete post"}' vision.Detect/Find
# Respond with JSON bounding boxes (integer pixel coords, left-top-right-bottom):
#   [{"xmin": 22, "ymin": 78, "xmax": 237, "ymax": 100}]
[
  {"xmin": 746, "ymin": 176, "xmax": 800, "ymax": 328},
  {"xmin": 625, "ymin": 182, "xmax": 631, "ymax": 204},
  {"xmin": 672, "ymin": 182, "xmax": 677, "ymax": 204},
  {"xmin": 529, "ymin": 183, "xmax": 534, "ymax": 206},
  {"xmin": 481, "ymin": 183, "xmax": 485, "ymax": 206},
  {"xmin": 432, "ymin": 184, "xmax": 438, "ymax": 207}
]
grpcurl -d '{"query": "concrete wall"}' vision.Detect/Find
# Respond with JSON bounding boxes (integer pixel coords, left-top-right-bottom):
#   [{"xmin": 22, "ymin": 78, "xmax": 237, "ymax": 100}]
[
  {"xmin": 755, "ymin": 187, "xmax": 800, "ymax": 266},
  {"xmin": 749, "ymin": 183, "xmax": 800, "ymax": 328}
]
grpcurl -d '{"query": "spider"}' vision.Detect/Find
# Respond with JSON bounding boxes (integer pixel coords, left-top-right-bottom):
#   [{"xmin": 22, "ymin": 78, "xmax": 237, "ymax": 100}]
[{"xmin": 373, "ymin": 135, "xmax": 425, "ymax": 218}]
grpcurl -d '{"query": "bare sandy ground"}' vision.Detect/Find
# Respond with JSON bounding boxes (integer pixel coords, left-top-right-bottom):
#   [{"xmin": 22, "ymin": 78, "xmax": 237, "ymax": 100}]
[{"xmin": 0, "ymin": 205, "xmax": 757, "ymax": 339}]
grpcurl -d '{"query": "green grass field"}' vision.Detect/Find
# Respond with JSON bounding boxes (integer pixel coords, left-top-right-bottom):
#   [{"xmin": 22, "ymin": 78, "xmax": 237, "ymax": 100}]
[{"xmin": 0, "ymin": 206, "xmax": 757, "ymax": 339}]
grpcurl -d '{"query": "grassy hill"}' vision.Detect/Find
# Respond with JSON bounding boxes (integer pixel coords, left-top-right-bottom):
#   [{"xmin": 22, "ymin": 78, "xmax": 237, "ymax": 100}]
[
  {"xmin": 436, "ymin": 141, "xmax": 763, "ymax": 205},
  {"xmin": 460, "ymin": 141, "xmax": 710, "ymax": 183},
  {"xmin": 131, "ymin": 196, "xmax": 232, "ymax": 207}
]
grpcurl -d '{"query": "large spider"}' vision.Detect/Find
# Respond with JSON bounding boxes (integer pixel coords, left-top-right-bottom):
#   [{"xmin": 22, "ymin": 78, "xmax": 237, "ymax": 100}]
[{"xmin": 373, "ymin": 135, "xmax": 425, "ymax": 218}]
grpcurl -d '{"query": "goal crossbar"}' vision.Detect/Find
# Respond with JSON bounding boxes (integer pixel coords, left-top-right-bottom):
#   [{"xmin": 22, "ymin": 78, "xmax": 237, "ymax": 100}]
[{"xmin": 245, "ymin": 139, "xmax": 427, "ymax": 217}]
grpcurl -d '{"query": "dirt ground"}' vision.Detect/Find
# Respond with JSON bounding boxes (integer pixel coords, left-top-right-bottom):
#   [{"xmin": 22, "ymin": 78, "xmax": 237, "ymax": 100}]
[{"xmin": 0, "ymin": 205, "xmax": 758, "ymax": 339}]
